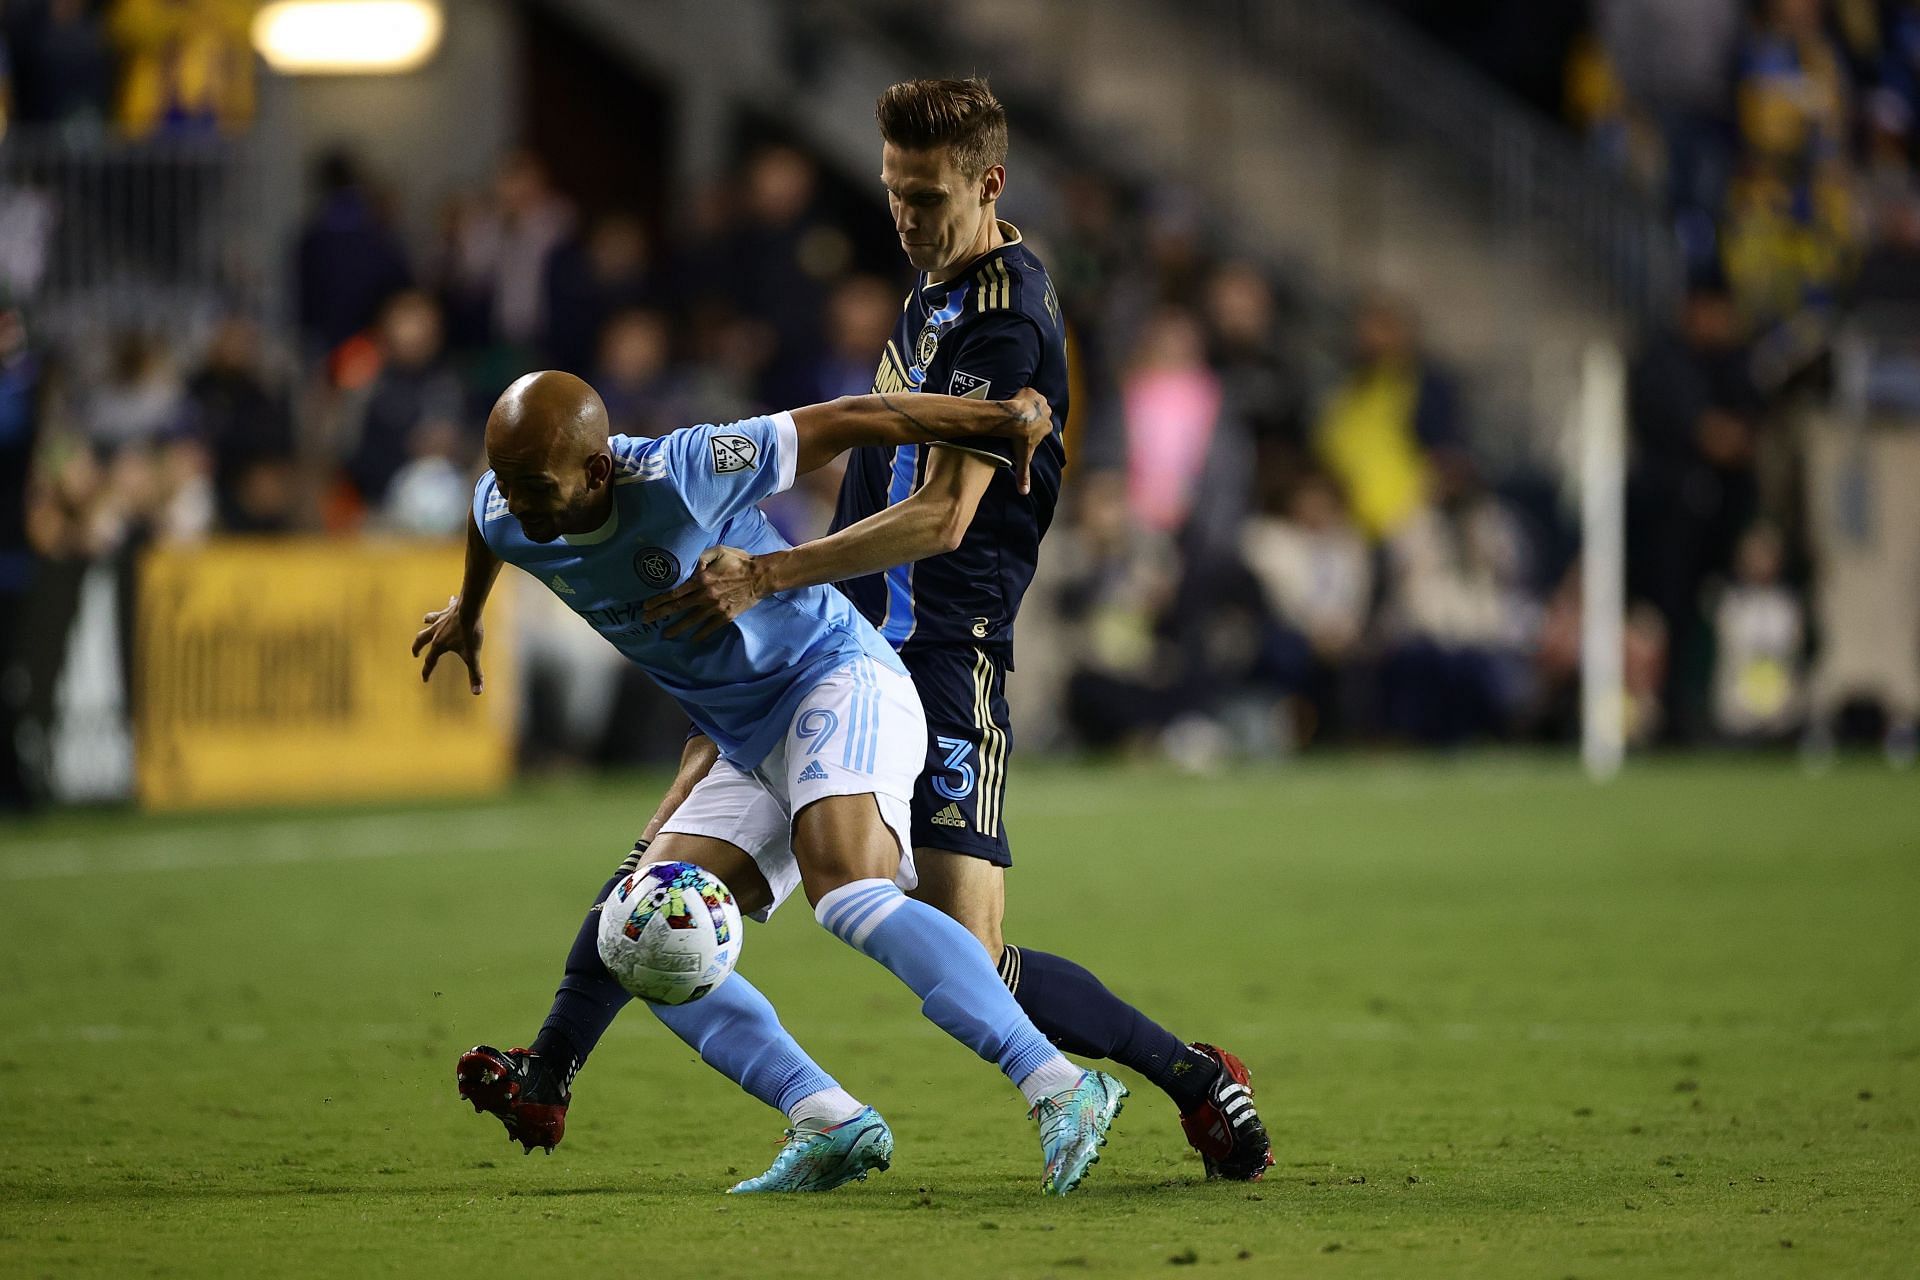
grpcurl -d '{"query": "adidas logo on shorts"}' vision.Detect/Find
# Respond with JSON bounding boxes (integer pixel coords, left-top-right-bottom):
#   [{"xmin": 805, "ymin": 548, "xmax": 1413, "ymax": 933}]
[
  {"xmin": 931, "ymin": 802, "xmax": 968, "ymax": 829},
  {"xmin": 797, "ymin": 760, "xmax": 829, "ymax": 783}
]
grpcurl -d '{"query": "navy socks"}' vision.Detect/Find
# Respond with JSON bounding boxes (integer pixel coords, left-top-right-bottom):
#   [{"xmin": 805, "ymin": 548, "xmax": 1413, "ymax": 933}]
[
  {"xmin": 999, "ymin": 944, "xmax": 1220, "ymax": 1112},
  {"xmin": 530, "ymin": 844, "xmax": 647, "ymax": 1074}
]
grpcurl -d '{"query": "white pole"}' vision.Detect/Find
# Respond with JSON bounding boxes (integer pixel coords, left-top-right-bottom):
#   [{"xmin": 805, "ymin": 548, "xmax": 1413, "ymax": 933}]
[{"xmin": 1580, "ymin": 341, "xmax": 1627, "ymax": 781}]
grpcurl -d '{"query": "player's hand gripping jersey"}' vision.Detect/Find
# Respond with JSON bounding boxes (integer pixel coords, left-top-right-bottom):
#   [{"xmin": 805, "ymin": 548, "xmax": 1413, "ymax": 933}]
[
  {"xmin": 475, "ymin": 411, "xmax": 905, "ymax": 770},
  {"xmin": 830, "ymin": 224, "xmax": 1068, "ymax": 657}
]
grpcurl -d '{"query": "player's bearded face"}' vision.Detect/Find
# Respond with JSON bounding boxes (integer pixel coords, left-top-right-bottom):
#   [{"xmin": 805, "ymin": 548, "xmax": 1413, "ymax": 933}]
[
  {"xmin": 544, "ymin": 482, "xmax": 600, "ymax": 540},
  {"xmin": 883, "ymin": 144, "xmax": 996, "ymax": 275},
  {"xmin": 496, "ymin": 462, "xmax": 600, "ymax": 542}
]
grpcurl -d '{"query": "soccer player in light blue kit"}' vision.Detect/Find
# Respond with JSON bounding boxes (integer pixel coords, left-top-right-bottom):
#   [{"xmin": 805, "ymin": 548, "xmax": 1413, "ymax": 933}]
[{"xmin": 415, "ymin": 370, "xmax": 1124, "ymax": 1195}]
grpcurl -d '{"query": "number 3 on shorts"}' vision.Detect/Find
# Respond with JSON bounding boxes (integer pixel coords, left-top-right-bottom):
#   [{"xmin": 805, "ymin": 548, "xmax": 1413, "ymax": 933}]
[{"xmin": 931, "ymin": 735, "xmax": 976, "ymax": 801}]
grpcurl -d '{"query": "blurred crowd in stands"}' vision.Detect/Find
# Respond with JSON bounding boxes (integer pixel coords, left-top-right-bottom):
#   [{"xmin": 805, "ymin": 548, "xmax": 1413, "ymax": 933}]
[
  {"xmin": 0, "ymin": 0, "xmax": 255, "ymax": 140},
  {"xmin": 6, "ymin": 0, "xmax": 1917, "ymax": 782},
  {"xmin": 1573, "ymin": 0, "xmax": 1920, "ymax": 755},
  {"xmin": 1389, "ymin": 0, "xmax": 1920, "ymax": 759},
  {"xmin": 1564, "ymin": 0, "xmax": 1920, "ymax": 370},
  {"xmin": 0, "ymin": 136, "xmax": 1685, "ymax": 769}
]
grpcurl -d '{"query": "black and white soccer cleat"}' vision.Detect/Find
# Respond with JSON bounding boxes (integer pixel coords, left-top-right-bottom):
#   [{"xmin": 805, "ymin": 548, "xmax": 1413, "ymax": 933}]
[
  {"xmin": 1177, "ymin": 1043, "xmax": 1274, "ymax": 1181},
  {"xmin": 455, "ymin": 1044, "xmax": 570, "ymax": 1154}
]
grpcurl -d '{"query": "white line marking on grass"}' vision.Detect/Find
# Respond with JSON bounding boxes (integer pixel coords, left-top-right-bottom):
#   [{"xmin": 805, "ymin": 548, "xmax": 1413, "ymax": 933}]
[
  {"xmin": 2, "ymin": 764, "xmax": 1597, "ymax": 879},
  {"xmin": 1006, "ymin": 762, "xmax": 1591, "ymax": 819},
  {"xmin": 18, "ymin": 1021, "xmax": 460, "ymax": 1044},
  {"xmin": 1315, "ymin": 1018, "xmax": 1893, "ymax": 1043},
  {"xmin": 16, "ymin": 1015, "xmax": 1895, "ymax": 1048},
  {"xmin": 0, "ymin": 812, "xmax": 552, "ymax": 881}
]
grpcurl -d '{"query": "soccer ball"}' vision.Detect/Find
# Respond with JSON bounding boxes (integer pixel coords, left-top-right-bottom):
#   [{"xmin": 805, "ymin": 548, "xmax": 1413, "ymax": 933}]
[{"xmin": 595, "ymin": 861, "xmax": 742, "ymax": 1005}]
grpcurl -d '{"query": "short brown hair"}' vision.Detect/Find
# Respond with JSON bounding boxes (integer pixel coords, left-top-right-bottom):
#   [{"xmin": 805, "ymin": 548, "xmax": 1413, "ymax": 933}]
[{"xmin": 876, "ymin": 78, "xmax": 1008, "ymax": 178}]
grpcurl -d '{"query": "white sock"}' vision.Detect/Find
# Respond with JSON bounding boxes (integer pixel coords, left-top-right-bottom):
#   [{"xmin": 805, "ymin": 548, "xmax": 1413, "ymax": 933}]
[
  {"xmin": 787, "ymin": 1086, "xmax": 865, "ymax": 1131},
  {"xmin": 1016, "ymin": 1057, "xmax": 1085, "ymax": 1108}
]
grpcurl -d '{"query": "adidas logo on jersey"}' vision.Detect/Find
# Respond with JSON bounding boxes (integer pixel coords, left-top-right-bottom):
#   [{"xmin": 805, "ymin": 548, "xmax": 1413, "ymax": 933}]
[
  {"xmin": 549, "ymin": 575, "xmax": 576, "ymax": 595},
  {"xmin": 797, "ymin": 760, "xmax": 829, "ymax": 783},
  {"xmin": 931, "ymin": 802, "xmax": 968, "ymax": 829}
]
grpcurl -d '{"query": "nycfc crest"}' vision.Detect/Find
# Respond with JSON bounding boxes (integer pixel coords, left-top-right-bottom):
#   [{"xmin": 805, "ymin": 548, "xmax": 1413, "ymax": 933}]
[{"xmin": 634, "ymin": 546, "xmax": 680, "ymax": 588}]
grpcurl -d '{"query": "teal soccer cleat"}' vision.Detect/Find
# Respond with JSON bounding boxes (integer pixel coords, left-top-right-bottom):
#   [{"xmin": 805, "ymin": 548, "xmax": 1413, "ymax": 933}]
[
  {"xmin": 727, "ymin": 1107, "xmax": 894, "ymax": 1193},
  {"xmin": 1033, "ymin": 1071, "xmax": 1128, "ymax": 1196}
]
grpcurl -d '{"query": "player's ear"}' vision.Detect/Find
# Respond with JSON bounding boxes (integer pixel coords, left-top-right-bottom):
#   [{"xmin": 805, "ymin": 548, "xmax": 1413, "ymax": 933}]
[
  {"xmin": 980, "ymin": 165, "xmax": 1005, "ymax": 205},
  {"xmin": 585, "ymin": 451, "xmax": 613, "ymax": 489}
]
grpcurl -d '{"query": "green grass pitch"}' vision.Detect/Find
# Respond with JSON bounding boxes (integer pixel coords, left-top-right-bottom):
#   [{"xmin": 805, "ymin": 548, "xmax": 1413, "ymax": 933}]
[{"xmin": 2, "ymin": 758, "xmax": 1916, "ymax": 1277}]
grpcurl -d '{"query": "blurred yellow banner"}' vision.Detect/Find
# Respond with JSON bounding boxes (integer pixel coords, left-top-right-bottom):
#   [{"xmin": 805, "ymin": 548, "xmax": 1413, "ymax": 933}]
[{"xmin": 136, "ymin": 538, "xmax": 515, "ymax": 811}]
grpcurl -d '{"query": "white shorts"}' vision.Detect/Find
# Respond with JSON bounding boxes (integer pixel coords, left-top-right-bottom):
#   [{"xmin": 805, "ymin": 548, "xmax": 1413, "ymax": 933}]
[{"xmin": 659, "ymin": 657, "xmax": 928, "ymax": 920}]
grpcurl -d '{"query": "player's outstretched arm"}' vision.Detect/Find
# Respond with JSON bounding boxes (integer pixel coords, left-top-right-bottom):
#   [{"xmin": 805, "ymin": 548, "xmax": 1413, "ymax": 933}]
[
  {"xmin": 411, "ymin": 513, "xmax": 503, "ymax": 695},
  {"xmin": 644, "ymin": 447, "xmax": 997, "ymax": 640},
  {"xmin": 639, "ymin": 733, "xmax": 722, "ymax": 843},
  {"xmin": 789, "ymin": 387, "xmax": 1051, "ymax": 494}
]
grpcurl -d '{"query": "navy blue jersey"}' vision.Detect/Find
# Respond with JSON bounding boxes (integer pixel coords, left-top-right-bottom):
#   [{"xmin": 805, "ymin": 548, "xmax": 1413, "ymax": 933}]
[{"xmin": 830, "ymin": 223, "xmax": 1068, "ymax": 662}]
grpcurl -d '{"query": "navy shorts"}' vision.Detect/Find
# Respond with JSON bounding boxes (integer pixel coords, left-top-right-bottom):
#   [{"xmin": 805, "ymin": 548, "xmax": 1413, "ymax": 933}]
[{"xmin": 902, "ymin": 644, "xmax": 1013, "ymax": 866}]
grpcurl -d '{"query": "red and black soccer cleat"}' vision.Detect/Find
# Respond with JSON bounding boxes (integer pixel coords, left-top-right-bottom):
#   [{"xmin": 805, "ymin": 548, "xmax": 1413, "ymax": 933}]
[
  {"xmin": 456, "ymin": 1044, "xmax": 569, "ymax": 1154},
  {"xmin": 1178, "ymin": 1043, "xmax": 1274, "ymax": 1181}
]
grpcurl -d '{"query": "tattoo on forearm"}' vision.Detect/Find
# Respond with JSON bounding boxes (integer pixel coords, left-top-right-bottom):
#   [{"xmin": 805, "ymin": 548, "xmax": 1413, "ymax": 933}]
[
  {"xmin": 878, "ymin": 393, "xmax": 1024, "ymax": 442},
  {"xmin": 878, "ymin": 394, "xmax": 939, "ymax": 440}
]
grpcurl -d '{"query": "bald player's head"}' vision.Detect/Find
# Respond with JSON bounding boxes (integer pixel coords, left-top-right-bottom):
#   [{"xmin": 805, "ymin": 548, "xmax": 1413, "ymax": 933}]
[{"xmin": 485, "ymin": 371, "xmax": 615, "ymax": 543}]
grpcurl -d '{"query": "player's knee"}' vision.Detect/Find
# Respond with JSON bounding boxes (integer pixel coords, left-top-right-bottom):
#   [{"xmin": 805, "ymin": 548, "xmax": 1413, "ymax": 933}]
[
  {"xmin": 792, "ymin": 794, "xmax": 902, "ymax": 905},
  {"xmin": 908, "ymin": 879, "xmax": 1003, "ymax": 959},
  {"xmin": 952, "ymin": 906, "xmax": 1003, "ymax": 960},
  {"xmin": 642, "ymin": 835, "xmax": 774, "ymax": 917},
  {"xmin": 795, "ymin": 852, "xmax": 895, "ymax": 908}
]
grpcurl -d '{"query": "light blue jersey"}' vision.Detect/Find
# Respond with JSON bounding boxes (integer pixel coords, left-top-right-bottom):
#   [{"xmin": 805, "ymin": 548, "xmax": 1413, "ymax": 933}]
[{"xmin": 474, "ymin": 411, "xmax": 905, "ymax": 769}]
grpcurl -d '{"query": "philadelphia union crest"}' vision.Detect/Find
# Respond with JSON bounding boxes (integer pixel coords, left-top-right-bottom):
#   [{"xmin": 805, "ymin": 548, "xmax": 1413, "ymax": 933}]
[
  {"xmin": 915, "ymin": 322, "xmax": 941, "ymax": 367},
  {"xmin": 634, "ymin": 546, "xmax": 680, "ymax": 588}
]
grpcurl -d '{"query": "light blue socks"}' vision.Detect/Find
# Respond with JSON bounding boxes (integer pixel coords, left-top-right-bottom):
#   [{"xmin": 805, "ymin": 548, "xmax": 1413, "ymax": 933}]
[
  {"xmin": 815, "ymin": 878, "xmax": 1081, "ymax": 1106},
  {"xmin": 650, "ymin": 972, "xmax": 854, "ymax": 1121}
]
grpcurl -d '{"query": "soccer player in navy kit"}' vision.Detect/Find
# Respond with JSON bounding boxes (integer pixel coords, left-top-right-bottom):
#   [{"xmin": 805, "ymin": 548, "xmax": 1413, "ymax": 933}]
[{"xmin": 649, "ymin": 79, "xmax": 1271, "ymax": 1180}]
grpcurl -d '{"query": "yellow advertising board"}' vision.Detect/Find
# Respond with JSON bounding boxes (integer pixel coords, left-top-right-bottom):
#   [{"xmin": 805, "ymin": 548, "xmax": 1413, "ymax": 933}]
[{"xmin": 137, "ymin": 538, "xmax": 516, "ymax": 811}]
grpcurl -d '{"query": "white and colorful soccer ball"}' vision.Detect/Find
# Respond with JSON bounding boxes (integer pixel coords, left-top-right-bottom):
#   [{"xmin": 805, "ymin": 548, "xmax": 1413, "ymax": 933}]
[{"xmin": 595, "ymin": 861, "xmax": 742, "ymax": 1005}]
